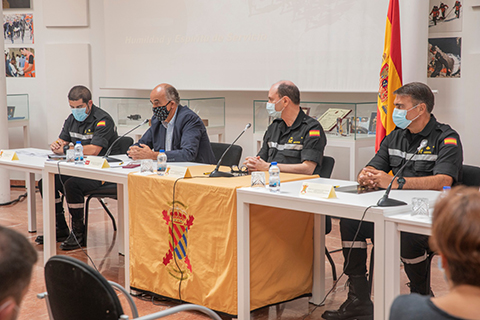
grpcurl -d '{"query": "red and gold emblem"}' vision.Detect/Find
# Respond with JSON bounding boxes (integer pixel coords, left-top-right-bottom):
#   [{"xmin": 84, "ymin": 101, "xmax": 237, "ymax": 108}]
[{"xmin": 162, "ymin": 201, "xmax": 194, "ymax": 280}]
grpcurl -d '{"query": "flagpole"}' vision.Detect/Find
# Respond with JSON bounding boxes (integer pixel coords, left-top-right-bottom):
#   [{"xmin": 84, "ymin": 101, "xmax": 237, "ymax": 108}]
[{"xmin": 400, "ymin": 0, "xmax": 429, "ymax": 83}]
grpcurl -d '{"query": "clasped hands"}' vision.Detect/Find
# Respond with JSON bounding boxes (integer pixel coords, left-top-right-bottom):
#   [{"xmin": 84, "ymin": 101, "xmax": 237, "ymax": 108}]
[
  {"xmin": 358, "ymin": 167, "xmax": 393, "ymax": 190},
  {"xmin": 127, "ymin": 144, "xmax": 155, "ymax": 160},
  {"xmin": 50, "ymin": 139, "xmax": 66, "ymax": 155},
  {"xmin": 243, "ymin": 156, "xmax": 269, "ymax": 172}
]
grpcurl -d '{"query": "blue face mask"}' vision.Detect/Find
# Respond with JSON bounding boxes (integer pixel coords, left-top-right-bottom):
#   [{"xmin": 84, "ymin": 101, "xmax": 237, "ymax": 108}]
[
  {"xmin": 392, "ymin": 104, "xmax": 419, "ymax": 129},
  {"xmin": 72, "ymin": 107, "xmax": 88, "ymax": 122},
  {"xmin": 266, "ymin": 100, "xmax": 284, "ymax": 118}
]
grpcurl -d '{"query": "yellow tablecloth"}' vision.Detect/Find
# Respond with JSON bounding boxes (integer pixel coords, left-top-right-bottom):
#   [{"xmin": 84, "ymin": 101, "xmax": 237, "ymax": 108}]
[{"xmin": 128, "ymin": 165, "xmax": 317, "ymax": 315}]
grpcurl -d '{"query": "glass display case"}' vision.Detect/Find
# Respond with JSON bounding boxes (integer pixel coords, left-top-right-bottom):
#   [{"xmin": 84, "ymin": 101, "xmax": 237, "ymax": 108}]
[
  {"xmin": 7, "ymin": 94, "xmax": 30, "ymax": 147},
  {"xmin": 180, "ymin": 97, "xmax": 225, "ymax": 129},
  {"xmin": 253, "ymin": 100, "xmax": 377, "ymax": 140},
  {"xmin": 99, "ymin": 97, "xmax": 225, "ymax": 141},
  {"xmin": 6, "ymin": 94, "xmax": 29, "ymax": 121}
]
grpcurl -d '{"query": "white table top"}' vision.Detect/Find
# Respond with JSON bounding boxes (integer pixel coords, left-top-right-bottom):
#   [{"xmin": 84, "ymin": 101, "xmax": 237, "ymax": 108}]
[
  {"xmin": 0, "ymin": 148, "xmax": 50, "ymax": 172},
  {"xmin": 237, "ymin": 178, "xmax": 440, "ymax": 218}
]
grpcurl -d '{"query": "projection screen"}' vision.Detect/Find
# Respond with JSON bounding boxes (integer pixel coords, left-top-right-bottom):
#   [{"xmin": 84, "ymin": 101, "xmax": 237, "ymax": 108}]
[{"xmin": 104, "ymin": 0, "xmax": 388, "ymax": 92}]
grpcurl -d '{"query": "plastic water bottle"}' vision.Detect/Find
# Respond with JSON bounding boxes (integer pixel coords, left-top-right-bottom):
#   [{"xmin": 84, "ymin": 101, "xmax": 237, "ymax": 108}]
[
  {"xmin": 269, "ymin": 162, "xmax": 280, "ymax": 193},
  {"xmin": 440, "ymin": 186, "xmax": 451, "ymax": 199},
  {"xmin": 157, "ymin": 149, "xmax": 167, "ymax": 175},
  {"xmin": 74, "ymin": 141, "xmax": 84, "ymax": 164}
]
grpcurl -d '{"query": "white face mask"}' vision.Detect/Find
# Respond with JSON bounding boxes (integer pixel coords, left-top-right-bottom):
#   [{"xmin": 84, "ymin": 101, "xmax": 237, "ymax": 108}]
[
  {"xmin": 266, "ymin": 99, "xmax": 284, "ymax": 118},
  {"xmin": 392, "ymin": 104, "xmax": 420, "ymax": 129}
]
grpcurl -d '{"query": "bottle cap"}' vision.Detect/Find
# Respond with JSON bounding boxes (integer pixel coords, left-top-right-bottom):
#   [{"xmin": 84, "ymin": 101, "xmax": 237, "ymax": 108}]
[
  {"xmin": 160, "ymin": 149, "xmax": 165, "ymax": 152},
  {"xmin": 76, "ymin": 141, "xmax": 81, "ymax": 144},
  {"xmin": 443, "ymin": 186, "xmax": 451, "ymax": 191},
  {"xmin": 271, "ymin": 162, "xmax": 277, "ymax": 166}
]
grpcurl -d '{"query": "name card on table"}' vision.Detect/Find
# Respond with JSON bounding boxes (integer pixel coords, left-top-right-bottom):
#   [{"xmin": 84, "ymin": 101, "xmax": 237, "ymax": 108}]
[
  {"xmin": 299, "ymin": 182, "xmax": 337, "ymax": 199},
  {"xmin": 166, "ymin": 165, "xmax": 192, "ymax": 179},
  {"xmin": 0, "ymin": 150, "xmax": 19, "ymax": 161},
  {"xmin": 85, "ymin": 156, "xmax": 110, "ymax": 169}
]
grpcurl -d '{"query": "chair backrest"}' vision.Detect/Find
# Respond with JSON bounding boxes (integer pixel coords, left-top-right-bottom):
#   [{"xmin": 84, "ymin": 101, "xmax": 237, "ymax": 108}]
[
  {"xmin": 44, "ymin": 255, "xmax": 124, "ymax": 320},
  {"xmin": 317, "ymin": 156, "xmax": 335, "ymax": 178},
  {"xmin": 210, "ymin": 142, "xmax": 243, "ymax": 167},
  {"xmin": 461, "ymin": 164, "xmax": 480, "ymax": 187},
  {"xmin": 115, "ymin": 136, "xmax": 134, "ymax": 154}
]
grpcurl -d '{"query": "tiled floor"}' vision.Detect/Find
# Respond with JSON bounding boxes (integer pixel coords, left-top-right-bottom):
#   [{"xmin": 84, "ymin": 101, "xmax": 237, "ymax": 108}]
[{"xmin": 0, "ymin": 187, "xmax": 448, "ymax": 319}]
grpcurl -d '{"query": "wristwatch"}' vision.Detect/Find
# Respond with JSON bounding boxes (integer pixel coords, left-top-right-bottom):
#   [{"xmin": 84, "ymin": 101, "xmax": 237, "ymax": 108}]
[{"xmin": 397, "ymin": 177, "xmax": 406, "ymax": 190}]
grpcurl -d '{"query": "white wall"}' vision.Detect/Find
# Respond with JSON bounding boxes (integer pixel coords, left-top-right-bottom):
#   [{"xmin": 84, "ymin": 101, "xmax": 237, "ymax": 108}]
[
  {"xmin": 7, "ymin": 0, "xmax": 479, "ymax": 182},
  {"xmin": 427, "ymin": 5, "xmax": 480, "ymax": 166}
]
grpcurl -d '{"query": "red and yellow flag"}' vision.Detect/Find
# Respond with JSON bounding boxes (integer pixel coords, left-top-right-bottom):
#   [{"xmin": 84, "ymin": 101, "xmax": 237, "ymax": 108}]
[{"xmin": 376, "ymin": 0, "xmax": 402, "ymax": 152}]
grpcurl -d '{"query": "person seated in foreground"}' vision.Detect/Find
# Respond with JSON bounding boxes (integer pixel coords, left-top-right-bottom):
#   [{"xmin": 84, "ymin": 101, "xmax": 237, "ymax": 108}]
[
  {"xmin": 127, "ymin": 83, "xmax": 216, "ymax": 164},
  {"xmin": 390, "ymin": 186, "xmax": 480, "ymax": 320},
  {"xmin": 0, "ymin": 225, "xmax": 38, "ymax": 320},
  {"xmin": 244, "ymin": 80, "xmax": 326, "ymax": 175},
  {"xmin": 322, "ymin": 82, "xmax": 463, "ymax": 320}
]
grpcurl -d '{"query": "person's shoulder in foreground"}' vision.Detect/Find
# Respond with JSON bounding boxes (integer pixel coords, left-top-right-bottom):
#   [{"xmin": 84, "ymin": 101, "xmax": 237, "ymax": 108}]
[
  {"xmin": 0, "ymin": 225, "xmax": 38, "ymax": 320},
  {"xmin": 390, "ymin": 294, "xmax": 465, "ymax": 320}
]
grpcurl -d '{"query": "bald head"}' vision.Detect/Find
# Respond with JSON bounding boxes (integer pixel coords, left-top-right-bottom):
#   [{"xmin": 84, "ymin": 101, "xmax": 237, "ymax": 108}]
[
  {"xmin": 270, "ymin": 81, "xmax": 300, "ymax": 105},
  {"xmin": 151, "ymin": 83, "xmax": 180, "ymax": 106}
]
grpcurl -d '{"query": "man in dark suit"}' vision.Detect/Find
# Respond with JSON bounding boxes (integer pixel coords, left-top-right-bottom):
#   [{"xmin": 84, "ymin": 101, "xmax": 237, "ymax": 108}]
[{"xmin": 127, "ymin": 83, "xmax": 216, "ymax": 164}]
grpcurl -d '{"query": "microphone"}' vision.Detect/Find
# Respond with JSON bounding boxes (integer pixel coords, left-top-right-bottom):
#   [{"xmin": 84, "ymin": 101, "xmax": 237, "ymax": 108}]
[
  {"xmin": 377, "ymin": 139, "xmax": 428, "ymax": 207},
  {"xmin": 103, "ymin": 119, "xmax": 149, "ymax": 162},
  {"xmin": 210, "ymin": 123, "xmax": 251, "ymax": 177}
]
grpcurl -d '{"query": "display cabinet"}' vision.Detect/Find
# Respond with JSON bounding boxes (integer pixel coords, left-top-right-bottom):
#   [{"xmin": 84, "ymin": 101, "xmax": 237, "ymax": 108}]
[
  {"xmin": 99, "ymin": 97, "xmax": 225, "ymax": 142},
  {"xmin": 253, "ymin": 100, "xmax": 377, "ymax": 180},
  {"xmin": 7, "ymin": 94, "xmax": 30, "ymax": 147}
]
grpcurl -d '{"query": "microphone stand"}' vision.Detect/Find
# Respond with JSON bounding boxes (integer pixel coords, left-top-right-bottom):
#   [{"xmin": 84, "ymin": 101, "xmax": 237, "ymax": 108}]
[
  {"xmin": 210, "ymin": 124, "xmax": 250, "ymax": 177},
  {"xmin": 377, "ymin": 140, "xmax": 428, "ymax": 207},
  {"xmin": 103, "ymin": 119, "xmax": 148, "ymax": 162}
]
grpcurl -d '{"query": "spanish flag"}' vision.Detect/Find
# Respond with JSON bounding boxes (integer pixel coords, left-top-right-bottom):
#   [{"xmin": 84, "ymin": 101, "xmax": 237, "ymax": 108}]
[
  {"xmin": 376, "ymin": 0, "xmax": 402, "ymax": 152},
  {"xmin": 97, "ymin": 120, "xmax": 106, "ymax": 127}
]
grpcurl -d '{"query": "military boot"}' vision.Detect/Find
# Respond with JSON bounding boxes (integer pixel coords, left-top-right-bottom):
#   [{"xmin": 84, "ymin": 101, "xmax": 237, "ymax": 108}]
[
  {"xmin": 60, "ymin": 219, "xmax": 85, "ymax": 251},
  {"xmin": 322, "ymin": 275, "xmax": 373, "ymax": 320},
  {"xmin": 35, "ymin": 211, "xmax": 70, "ymax": 244}
]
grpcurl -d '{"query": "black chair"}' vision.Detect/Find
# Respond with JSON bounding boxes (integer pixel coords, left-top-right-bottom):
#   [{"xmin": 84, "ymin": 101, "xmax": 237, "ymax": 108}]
[
  {"xmin": 316, "ymin": 156, "xmax": 338, "ymax": 281},
  {"xmin": 83, "ymin": 136, "xmax": 134, "ymax": 246},
  {"xmin": 210, "ymin": 142, "xmax": 243, "ymax": 167},
  {"xmin": 38, "ymin": 255, "xmax": 222, "ymax": 320},
  {"xmin": 461, "ymin": 164, "xmax": 480, "ymax": 187}
]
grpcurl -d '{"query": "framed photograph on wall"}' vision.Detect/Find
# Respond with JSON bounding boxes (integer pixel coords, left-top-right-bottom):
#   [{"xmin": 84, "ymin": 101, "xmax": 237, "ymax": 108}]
[
  {"xmin": 2, "ymin": 0, "xmax": 31, "ymax": 9},
  {"xmin": 3, "ymin": 13, "xmax": 34, "ymax": 44},
  {"xmin": 428, "ymin": 0, "xmax": 462, "ymax": 33},
  {"xmin": 5, "ymin": 47, "xmax": 35, "ymax": 78},
  {"xmin": 428, "ymin": 37, "xmax": 461, "ymax": 78}
]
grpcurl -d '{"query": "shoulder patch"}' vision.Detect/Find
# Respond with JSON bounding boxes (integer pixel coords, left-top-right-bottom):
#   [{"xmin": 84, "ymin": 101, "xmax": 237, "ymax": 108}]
[
  {"xmin": 309, "ymin": 130, "xmax": 320, "ymax": 137},
  {"xmin": 97, "ymin": 120, "xmax": 106, "ymax": 127},
  {"xmin": 444, "ymin": 137, "xmax": 457, "ymax": 146}
]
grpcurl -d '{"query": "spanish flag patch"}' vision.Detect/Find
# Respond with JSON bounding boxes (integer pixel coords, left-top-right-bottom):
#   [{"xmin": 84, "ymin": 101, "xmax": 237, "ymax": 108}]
[
  {"xmin": 97, "ymin": 121, "xmax": 106, "ymax": 127},
  {"xmin": 309, "ymin": 130, "xmax": 320, "ymax": 137},
  {"xmin": 444, "ymin": 137, "xmax": 457, "ymax": 146}
]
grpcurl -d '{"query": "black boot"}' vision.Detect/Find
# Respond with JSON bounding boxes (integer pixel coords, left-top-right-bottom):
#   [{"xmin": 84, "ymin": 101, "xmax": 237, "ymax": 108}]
[
  {"xmin": 322, "ymin": 275, "xmax": 373, "ymax": 320},
  {"xmin": 35, "ymin": 211, "xmax": 70, "ymax": 244},
  {"xmin": 34, "ymin": 226, "xmax": 70, "ymax": 244},
  {"xmin": 60, "ymin": 220, "xmax": 85, "ymax": 251}
]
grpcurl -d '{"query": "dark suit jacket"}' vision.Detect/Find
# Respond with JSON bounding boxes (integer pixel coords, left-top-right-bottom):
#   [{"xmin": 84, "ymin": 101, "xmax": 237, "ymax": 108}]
[{"xmin": 137, "ymin": 105, "xmax": 216, "ymax": 164}]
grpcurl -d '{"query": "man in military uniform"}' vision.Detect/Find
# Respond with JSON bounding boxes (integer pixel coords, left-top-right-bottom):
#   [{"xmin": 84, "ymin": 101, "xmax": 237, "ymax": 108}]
[
  {"xmin": 322, "ymin": 82, "xmax": 463, "ymax": 320},
  {"xmin": 36, "ymin": 85, "xmax": 120, "ymax": 250},
  {"xmin": 244, "ymin": 80, "xmax": 326, "ymax": 175}
]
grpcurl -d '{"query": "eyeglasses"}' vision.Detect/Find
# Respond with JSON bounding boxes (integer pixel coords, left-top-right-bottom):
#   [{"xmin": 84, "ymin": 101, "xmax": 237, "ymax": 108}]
[{"xmin": 150, "ymin": 100, "xmax": 171, "ymax": 108}]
